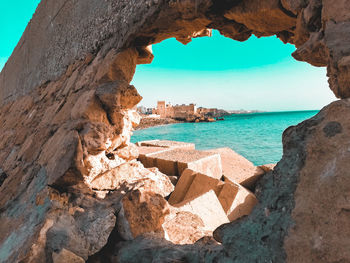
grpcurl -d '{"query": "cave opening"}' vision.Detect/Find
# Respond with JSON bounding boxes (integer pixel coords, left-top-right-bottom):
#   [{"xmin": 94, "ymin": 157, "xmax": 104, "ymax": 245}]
[
  {"xmin": 130, "ymin": 29, "xmax": 334, "ymax": 164},
  {"xmin": 120, "ymin": 29, "xmax": 335, "ymax": 246}
]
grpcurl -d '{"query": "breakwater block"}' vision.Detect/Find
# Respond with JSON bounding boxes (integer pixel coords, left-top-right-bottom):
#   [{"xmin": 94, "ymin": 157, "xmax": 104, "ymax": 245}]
[
  {"xmin": 205, "ymin": 147, "xmax": 264, "ymax": 189},
  {"xmin": 169, "ymin": 169, "xmax": 258, "ymax": 223},
  {"xmin": 143, "ymin": 148, "xmax": 222, "ymax": 177}
]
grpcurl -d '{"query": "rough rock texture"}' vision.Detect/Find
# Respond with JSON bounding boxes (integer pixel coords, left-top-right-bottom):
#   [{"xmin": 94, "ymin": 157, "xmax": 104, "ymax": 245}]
[
  {"xmin": 117, "ymin": 190, "xmax": 170, "ymax": 240},
  {"xmin": 1, "ymin": 0, "xmax": 350, "ymax": 262},
  {"xmin": 162, "ymin": 210, "xmax": 212, "ymax": 245},
  {"xmin": 52, "ymin": 249, "xmax": 85, "ymax": 263},
  {"xmin": 284, "ymin": 100, "xmax": 350, "ymax": 262}
]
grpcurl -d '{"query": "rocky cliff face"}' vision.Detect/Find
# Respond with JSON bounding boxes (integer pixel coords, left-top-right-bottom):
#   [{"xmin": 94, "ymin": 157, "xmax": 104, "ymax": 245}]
[{"xmin": 1, "ymin": 0, "xmax": 350, "ymax": 262}]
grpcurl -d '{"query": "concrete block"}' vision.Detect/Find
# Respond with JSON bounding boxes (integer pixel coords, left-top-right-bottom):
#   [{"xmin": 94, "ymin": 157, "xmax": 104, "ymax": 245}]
[
  {"xmin": 182, "ymin": 172, "xmax": 223, "ymax": 201},
  {"xmin": 137, "ymin": 146, "xmax": 170, "ymax": 168},
  {"xmin": 155, "ymin": 158, "xmax": 178, "ymax": 177},
  {"xmin": 168, "ymin": 169, "xmax": 196, "ymax": 205},
  {"xmin": 218, "ymin": 182, "xmax": 258, "ymax": 221},
  {"xmin": 174, "ymin": 190, "xmax": 229, "ymax": 231},
  {"xmin": 149, "ymin": 149, "xmax": 222, "ymax": 177},
  {"xmin": 205, "ymin": 147, "xmax": 263, "ymax": 189}
]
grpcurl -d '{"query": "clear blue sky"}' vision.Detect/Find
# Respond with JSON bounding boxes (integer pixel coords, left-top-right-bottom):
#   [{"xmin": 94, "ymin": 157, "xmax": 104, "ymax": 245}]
[
  {"xmin": 132, "ymin": 31, "xmax": 336, "ymax": 111},
  {"xmin": 1, "ymin": 1, "xmax": 336, "ymax": 111},
  {"xmin": 0, "ymin": 0, "xmax": 41, "ymax": 69}
]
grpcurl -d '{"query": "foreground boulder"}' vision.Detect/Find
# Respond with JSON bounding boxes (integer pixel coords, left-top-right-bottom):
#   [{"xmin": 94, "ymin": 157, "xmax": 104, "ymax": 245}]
[
  {"xmin": 117, "ymin": 190, "xmax": 213, "ymax": 244},
  {"xmin": 162, "ymin": 211, "xmax": 211, "ymax": 245},
  {"xmin": 89, "ymin": 161, "xmax": 174, "ymax": 197},
  {"xmin": 117, "ymin": 190, "xmax": 169, "ymax": 240},
  {"xmin": 52, "ymin": 249, "xmax": 85, "ymax": 263}
]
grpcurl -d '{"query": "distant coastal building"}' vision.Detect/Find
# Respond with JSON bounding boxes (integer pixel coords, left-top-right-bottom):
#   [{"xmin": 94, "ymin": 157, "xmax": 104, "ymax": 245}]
[
  {"xmin": 138, "ymin": 101, "xmax": 262, "ymax": 121},
  {"xmin": 137, "ymin": 106, "xmax": 154, "ymax": 115},
  {"xmin": 153, "ymin": 101, "xmax": 197, "ymax": 119},
  {"xmin": 197, "ymin": 107, "xmax": 219, "ymax": 117}
]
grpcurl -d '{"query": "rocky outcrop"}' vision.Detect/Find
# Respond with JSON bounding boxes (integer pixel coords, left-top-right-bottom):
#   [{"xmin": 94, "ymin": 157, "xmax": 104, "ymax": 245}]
[
  {"xmin": 2, "ymin": 0, "xmax": 350, "ymax": 103},
  {"xmin": 1, "ymin": 0, "xmax": 350, "ymax": 262}
]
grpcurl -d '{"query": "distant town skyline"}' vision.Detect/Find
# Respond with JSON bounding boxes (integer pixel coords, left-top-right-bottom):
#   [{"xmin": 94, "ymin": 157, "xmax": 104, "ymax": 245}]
[{"xmin": 1, "ymin": 1, "xmax": 337, "ymax": 112}]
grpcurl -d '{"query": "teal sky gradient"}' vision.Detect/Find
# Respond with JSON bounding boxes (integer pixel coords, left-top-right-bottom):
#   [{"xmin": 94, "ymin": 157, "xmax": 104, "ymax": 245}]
[
  {"xmin": 0, "ymin": 0, "xmax": 40, "ymax": 70},
  {"xmin": 1, "ymin": 2, "xmax": 336, "ymax": 111},
  {"xmin": 132, "ymin": 30, "xmax": 336, "ymax": 111}
]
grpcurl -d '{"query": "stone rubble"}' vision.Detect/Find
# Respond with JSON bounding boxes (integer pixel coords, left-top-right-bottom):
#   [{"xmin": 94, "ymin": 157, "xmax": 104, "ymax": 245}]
[{"xmin": 113, "ymin": 141, "xmax": 264, "ymax": 245}]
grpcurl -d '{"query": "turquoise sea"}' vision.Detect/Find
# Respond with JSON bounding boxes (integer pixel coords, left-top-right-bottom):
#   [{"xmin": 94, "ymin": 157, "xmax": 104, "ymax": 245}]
[{"xmin": 131, "ymin": 111, "xmax": 319, "ymax": 166}]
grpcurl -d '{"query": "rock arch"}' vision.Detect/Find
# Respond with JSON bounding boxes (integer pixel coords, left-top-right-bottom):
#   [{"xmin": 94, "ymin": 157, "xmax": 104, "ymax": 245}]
[{"xmin": 0, "ymin": 0, "xmax": 350, "ymax": 262}]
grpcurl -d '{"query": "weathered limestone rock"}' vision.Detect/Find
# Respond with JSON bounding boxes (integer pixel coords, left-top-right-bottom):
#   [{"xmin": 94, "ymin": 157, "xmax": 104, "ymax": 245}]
[
  {"xmin": 114, "ymin": 144, "xmax": 139, "ymax": 161},
  {"xmin": 117, "ymin": 190, "xmax": 169, "ymax": 240},
  {"xmin": 96, "ymin": 81, "xmax": 142, "ymax": 111},
  {"xmin": 224, "ymin": 0, "xmax": 296, "ymax": 36},
  {"xmin": 163, "ymin": 210, "xmax": 212, "ymax": 245},
  {"xmin": 283, "ymin": 100, "xmax": 350, "ymax": 262},
  {"xmin": 173, "ymin": 190, "xmax": 230, "ymax": 232},
  {"xmin": 79, "ymin": 122, "xmax": 115, "ymax": 153},
  {"xmin": 90, "ymin": 162, "xmax": 174, "ymax": 197},
  {"xmin": 115, "ymin": 233, "xmax": 227, "ymax": 263},
  {"xmin": 136, "ymin": 45, "xmax": 154, "ymax": 65},
  {"xmin": 205, "ymin": 147, "xmax": 264, "ymax": 189},
  {"xmin": 83, "ymin": 150, "xmax": 126, "ymax": 184},
  {"xmin": 94, "ymin": 48, "xmax": 138, "ymax": 84},
  {"xmin": 38, "ymin": 125, "xmax": 83, "ymax": 186},
  {"xmin": 52, "ymin": 249, "xmax": 85, "ymax": 263},
  {"xmin": 322, "ymin": 0, "xmax": 350, "ymax": 23},
  {"xmin": 143, "ymin": 148, "xmax": 222, "ymax": 177},
  {"xmin": 116, "ymin": 189, "xmax": 211, "ymax": 245},
  {"xmin": 95, "ymin": 81, "xmax": 142, "ymax": 126},
  {"xmin": 281, "ymin": 0, "xmax": 308, "ymax": 14},
  {"xmin": 70, "ymin": 90, "xmax": 109, "ymax": 124}
]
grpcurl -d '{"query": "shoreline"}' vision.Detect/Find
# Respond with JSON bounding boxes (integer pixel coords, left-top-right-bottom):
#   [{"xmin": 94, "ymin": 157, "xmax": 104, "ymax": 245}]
[{"xmin": 135, "ymin": 117, "xmax": 184, "ymax": 130}]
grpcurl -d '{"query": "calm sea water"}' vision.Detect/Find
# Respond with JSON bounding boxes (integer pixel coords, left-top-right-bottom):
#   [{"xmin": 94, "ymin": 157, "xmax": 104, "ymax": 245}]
[{"xmin": 131, "ymin": 111, "xmax": 319, "ymax": 166}]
